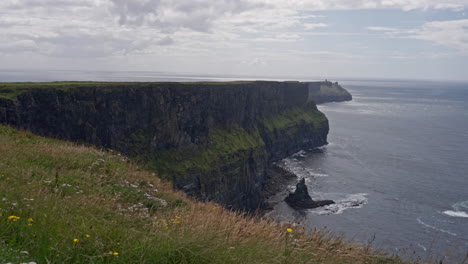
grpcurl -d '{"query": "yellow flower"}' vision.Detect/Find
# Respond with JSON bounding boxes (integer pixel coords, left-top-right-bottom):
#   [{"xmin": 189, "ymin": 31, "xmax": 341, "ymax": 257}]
[
  {"xmin": 73, "ymin": 238, "xmax": 79, "ymax": 243},
  {"xmin": 27, "ymin": 218, "xmax": 34, "ymax": 222},
  {"xmin": 27, "ymin": 223, "xmax": 33, "ymax": 226},
  {"xmin": 85, "ymin": 234, "xmax": 91, "ymax": 238},
  {"xmin": 286, "ymin": 228, "xmax": 293, "ymax": 233},
  {"xmin": 112, "ymin": 252, "xmax": 119, "ymax": 256},
  {"xmin": 7, "ymin": 215, "xmax": 20, "ymax": 221}
]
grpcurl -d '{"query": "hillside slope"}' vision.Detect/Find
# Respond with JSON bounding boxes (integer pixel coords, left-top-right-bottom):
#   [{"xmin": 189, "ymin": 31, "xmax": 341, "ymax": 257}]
[{"xmin": 0, "ymin": 125, "xmax": 403, "ymax": 264}]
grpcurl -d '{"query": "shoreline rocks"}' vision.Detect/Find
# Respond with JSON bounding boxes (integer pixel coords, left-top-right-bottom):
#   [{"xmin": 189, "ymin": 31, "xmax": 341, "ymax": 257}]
[{"xmin": 285, "ymin": 178, "xmax": 335, "ymax": 210}]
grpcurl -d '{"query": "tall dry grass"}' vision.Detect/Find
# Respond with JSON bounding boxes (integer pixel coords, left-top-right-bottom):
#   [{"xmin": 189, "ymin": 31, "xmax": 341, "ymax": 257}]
[{"xmin": 0, "ymin": 125, "xmax": 405, "ymax": 264}]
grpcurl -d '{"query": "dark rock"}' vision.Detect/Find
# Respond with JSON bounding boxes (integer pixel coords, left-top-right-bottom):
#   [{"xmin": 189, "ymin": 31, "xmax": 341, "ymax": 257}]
[
  {"xmin": 285, "ymin": 178, "xmax": 335, "ymax": 209},
  {"xmin": 0, "ymin": 81, "xmax": 341, "ymax": 211}
]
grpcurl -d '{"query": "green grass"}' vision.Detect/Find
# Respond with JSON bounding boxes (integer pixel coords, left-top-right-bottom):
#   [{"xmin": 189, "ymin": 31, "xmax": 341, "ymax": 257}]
[
  {"xmin": 0, "ymin": 125, "xmax": 408, "ymax": 264},
  {"xmin": 151, "ymin": 124, "xmax": 266, "ymax": 181},
  {"xmin": 261, "ymin": 106, "xmax": 328, "ymax": 132},
  {"xmin": 0, "ymin": 81, "xmax": 256, "ymax": 100}
]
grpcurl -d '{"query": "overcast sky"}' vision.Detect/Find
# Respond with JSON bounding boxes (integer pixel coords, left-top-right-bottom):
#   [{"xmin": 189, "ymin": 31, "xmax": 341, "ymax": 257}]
[{"xmin": 1, "ymin": 0, "xmax": 468, "ymax": 80}]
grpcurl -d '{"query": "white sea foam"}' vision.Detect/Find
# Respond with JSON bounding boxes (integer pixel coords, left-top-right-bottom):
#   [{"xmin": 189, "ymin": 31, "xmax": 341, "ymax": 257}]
[
  {"xmin": 279, "ymin": 157, "xmax": 329, "ymax": 178},
  {"xmin": 417, "ymin": 243, "xmax": 427, "ymax": 252},
  {"xmin": 453, "ymin": 200, "xmax": 468, "ymax": 210},
  {"xmin": 416, "ymin": 218, "xmax": 457, "ymax": 236},
  {"xmin": 442, "ymin": 210, "xmax": 468, "ymax": 218},
  {"xmin": 309, "ymin": 172, "xmax": 329, "ymax": 177},
  {"xmin": 310, "ymin": 193, "xmax": 368, "ymax": 215},
  {"xmin": 292, "ymin": 150, "xmax": 307, "ymax": 157}
]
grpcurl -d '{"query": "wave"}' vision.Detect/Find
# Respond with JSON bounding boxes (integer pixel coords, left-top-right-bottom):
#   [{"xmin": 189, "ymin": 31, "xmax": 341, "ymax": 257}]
[
  {"xmin": 309, "ymin": 193, "xmax": 368, "ymax": 215},
  {"xmin": 453, "ymin": 200, "xmax": 468, "ymax": 211},
  {"xmin": 416, "ymin": 218, "xmax": 457, "ymax": 236},
  {"xmin": 291, "ymin": 150, "xmax": 307, "ymax": 157},
  {"xmin": 279, "ymin": 158, "xmax": 329, "ymax": 179},
  {"xmin": 417, "ymin": 243, "xmax": 427, "ymax": 252},
  {"xmin": 442, "ymin": 210, "xmax": 468, "ymax": 218},
  {"xmin": 440, "ymin": 201, "xmax": 468, "ymax": 218}
]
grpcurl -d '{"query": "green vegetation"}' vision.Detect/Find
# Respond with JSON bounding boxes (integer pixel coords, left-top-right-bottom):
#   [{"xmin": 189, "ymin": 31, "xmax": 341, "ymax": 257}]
[
  {"xmin": 0, "ymin": 81, "xmax": 256, "ymax": 100},
  {"xmin": 0, "ymin": 82, "xmax": 118, "ymax": 100},
  {"xmin": 261, "ymin": 106, "xmax": 328, "ymax": 132},
  {"xmin": 0, "ymin": 125, "xmax": 406, "ymax": 263},
  {"xmin": 151, "ymin": 124, "xmax": 266, "ymax": 181}
]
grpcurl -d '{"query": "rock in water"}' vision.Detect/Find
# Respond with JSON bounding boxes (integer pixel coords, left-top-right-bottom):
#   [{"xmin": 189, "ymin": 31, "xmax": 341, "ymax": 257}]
[{"xmin": 285, "ymin": 178, "xmax": 335, "ymax": 209}]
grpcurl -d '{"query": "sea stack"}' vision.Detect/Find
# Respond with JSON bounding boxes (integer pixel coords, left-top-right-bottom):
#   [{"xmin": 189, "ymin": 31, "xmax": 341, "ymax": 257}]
[{"xmin": 285, "ymin": 178, "xmax": 335, "ymax": 209}]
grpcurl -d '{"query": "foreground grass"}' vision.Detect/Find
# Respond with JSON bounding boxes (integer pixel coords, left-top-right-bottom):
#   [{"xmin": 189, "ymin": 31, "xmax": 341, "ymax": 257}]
[{"xmin": 0, "ymin": 125, "xmax": 404, "ymax": 264}]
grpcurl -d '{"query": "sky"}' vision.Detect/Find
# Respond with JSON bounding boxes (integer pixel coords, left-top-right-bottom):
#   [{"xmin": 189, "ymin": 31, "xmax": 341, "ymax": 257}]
[{"xmin": 1, "ymin": 0, "xmax": 468, "ymax": 81}]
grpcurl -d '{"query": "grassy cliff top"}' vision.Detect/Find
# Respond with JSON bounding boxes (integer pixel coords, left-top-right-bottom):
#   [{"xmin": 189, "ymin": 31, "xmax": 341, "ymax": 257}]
[
  {"xmin": 0, "ymin": 81, "xmax": 278, "ymax": 100},
  {"xmin": 0, "ymin": 125, "xmax": 405, "ymax": 264},
  {"xmin": 0, "ymin": 80, "xmax": 314, "ymax": 100}
]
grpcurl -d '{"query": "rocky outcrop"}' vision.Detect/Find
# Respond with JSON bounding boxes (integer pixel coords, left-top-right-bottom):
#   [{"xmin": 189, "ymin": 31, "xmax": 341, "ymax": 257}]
[
  {"xmin": 285, "ymin": 178, "xmax": 335, "ymax": 209},
  {"xmin": 308, "ymin": 81, "xmax": 352, "ymax": 104},
  {"xmin": 0, "ymin": 81, "xmax": 337, "ymax": 211}
]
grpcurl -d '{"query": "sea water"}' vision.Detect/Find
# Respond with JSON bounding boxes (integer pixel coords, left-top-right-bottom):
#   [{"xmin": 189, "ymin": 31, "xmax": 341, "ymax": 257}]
[{"xmin": 268, "ymin": 79, "xmax": 468, "ymax": 262}]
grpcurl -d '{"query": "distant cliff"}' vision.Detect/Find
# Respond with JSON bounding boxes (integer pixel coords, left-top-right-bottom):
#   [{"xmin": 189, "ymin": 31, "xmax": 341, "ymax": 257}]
[
  {"xmin": 308, "ymin": 81, "xmax": 352, "ymax": 104},
  {"xmin": 0, "ymin": 81, "xmax": 350, "ymax": 211}
]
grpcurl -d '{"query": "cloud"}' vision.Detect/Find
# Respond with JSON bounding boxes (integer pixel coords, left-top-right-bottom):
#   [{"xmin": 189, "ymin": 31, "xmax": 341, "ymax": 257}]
[
  {"xmin": 367, "ymin": 18, "xmax": 468, "ymax": 52},
  {"xmin": 0, "ymin": 40, "xmax": 39, "ymax": 53},
  {"xmin": 241, "ymin": 57, "xmax": 268, "ymax": 66},
  {"xmin": 304, "ymin": 23, "xmax": 328, "ymax": 30},
  {"xmin": 367, "ymin": 26, "xmax": 398, "ymax": 31},
  {"xmin": 157, "ymin": 36, "xmax": 175, "ymax": 46},
  {"xmin": 109, "ymin": 0, "xmax": 263, "ymax": 32},
  {"xmin": 267, "ymin": 0, "xmax": 468, "ymax": 11},
  {"xmin": 1, "ymin": 0, "xmax": 468, "ymax": 81},
  {"xmin": 407, "ymin": 19, "xmax": 468, "ymax": 51}
]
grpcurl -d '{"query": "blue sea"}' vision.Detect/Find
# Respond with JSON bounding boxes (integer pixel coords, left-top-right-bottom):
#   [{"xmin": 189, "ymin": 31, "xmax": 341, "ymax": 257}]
[
  {"xmin": 267, "ymin": 79, "xmax": 468, "ymax": 262},
  {"xmin": 2, "ymin": 70, "xmax": 467, "ymax": 262}
]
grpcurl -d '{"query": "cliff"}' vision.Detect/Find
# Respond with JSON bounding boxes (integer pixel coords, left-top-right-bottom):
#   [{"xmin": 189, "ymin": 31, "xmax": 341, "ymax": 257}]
[
  {"xmin": 308, "ymin": 81, "xmax": 352, "ymax": 104},
  {"xmin": 0, "ymin": 81, "xmax": 338, "ymax": 211}
]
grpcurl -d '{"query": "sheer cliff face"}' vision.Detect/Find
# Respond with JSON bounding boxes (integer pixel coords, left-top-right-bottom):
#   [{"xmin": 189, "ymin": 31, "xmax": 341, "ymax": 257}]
[
  {"xmin": 308, "ymin": 81, "xmax": 352, "ymax": 104},
  {"xmin": 0, "ymin": 81, "xmax": 329, "ymax": 210}
]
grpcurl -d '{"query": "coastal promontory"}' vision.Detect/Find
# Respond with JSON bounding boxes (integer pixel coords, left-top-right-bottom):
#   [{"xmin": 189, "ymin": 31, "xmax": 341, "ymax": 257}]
[{"xmin": 0, "ymin": 80, "xmax": 350, "ymax": 211}]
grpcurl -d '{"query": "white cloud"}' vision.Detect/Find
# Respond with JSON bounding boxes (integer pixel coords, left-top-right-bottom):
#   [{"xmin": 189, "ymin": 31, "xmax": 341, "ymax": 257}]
[
  {"xmin": 407, "ymin": 19, "xmax": 468, "ymax": 51},
  {"xmin": 241, "ymin": 57, "xmax": 268, "ymax": 66},
  {"xmin": 304, "ymin": 23, "xmax": 328, "ymax": 30},
  {"xmin": 0, "ymin": 40, "xmax": 39, "ymax": 53},
  {"xmin": 367, "ymin": 26, "xmax": 398, "ymax": 31},
  {"xmin": 1, "ymin": 0, "xmax": 468, "ymax": 79},
  {"xmin": 264, "ymin": 0, "xmax": 468, "ymax": 11},
  {"xmin": 109, "ymin": 0, "xmax": 263, "ymax": 32}
]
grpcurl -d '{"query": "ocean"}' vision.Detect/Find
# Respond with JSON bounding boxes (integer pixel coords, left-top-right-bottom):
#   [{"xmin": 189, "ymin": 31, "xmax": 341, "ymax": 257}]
[
  {"xmin": 267, "ymin": 79, "xmax": 468, "ymax": 262},
  {"xmin": 2, "ymin": 70, "xmax": 467, "ymax": 261}
]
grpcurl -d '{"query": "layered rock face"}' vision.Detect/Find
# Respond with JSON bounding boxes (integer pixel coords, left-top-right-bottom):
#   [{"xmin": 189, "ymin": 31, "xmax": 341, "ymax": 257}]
[{"xmin": 0, "ymin": 81, "xmax": 333, "ymax": 211}]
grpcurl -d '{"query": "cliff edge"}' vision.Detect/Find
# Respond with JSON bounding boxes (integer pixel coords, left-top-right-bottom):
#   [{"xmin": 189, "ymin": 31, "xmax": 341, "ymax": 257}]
[
  {"xmin": 308, "ymin": 81, "xmax": 352, "ymax": 104},
  {"xmin": 0, "ymin": 81, "xmax": 350, "ymax": 211}
]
